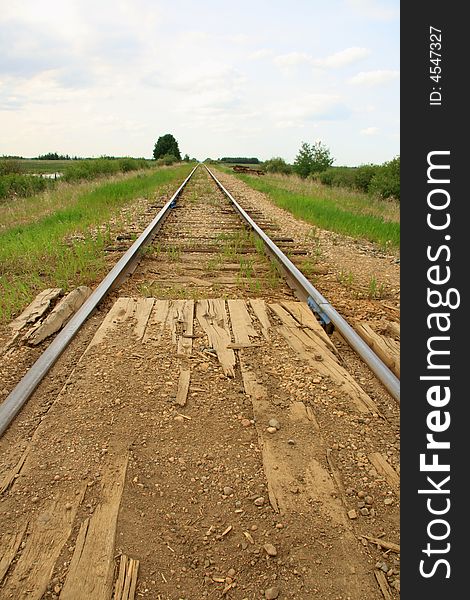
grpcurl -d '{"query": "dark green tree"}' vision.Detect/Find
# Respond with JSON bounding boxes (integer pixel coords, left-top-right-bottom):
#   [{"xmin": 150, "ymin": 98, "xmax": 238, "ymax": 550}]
[
  {"xmin": 153, "ymin": 134, "xmax": 181, "ymax": 160},
  {"xmin": 183, "ymin": 153, "xmax": 190, "ymax": 162},
  {"xmin": 294, "ymin": 141, "xmax": 334, "ymax": 178},
  {"xmin": 293, "ymin": 142, "xmax": 314, "ymax": 178},
  {"xmin": 310, "ymin": 141, "xmax": 334, "ymax": 173}
]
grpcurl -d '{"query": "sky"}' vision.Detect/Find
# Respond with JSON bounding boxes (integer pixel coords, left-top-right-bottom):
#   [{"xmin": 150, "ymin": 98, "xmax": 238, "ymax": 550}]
[{"xmin": 0, "ymin": 0, "xmax": 399, "ymax": 166}]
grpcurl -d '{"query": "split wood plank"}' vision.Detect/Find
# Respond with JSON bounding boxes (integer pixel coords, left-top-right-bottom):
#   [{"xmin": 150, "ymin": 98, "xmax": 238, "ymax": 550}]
[
  {"xmin": 354, "ymin": 322, "xmax": 400, "ymax": 378},
  {"xmin": 249, "ymin": 299, "xmax": 271, "ymax": 339},
  {"xmin": 196, "ymin": 299, "xmax": 235, "ymax": 377},
  {"xmin": 143, "ymin": 300, "xmax": 171, "ymax": 343},
  {"xmin": 227, "ymin": 299, "xmax": 258, "ymax": 345},
  {"xmin": 133, "ymin": 298, "xmax": 155, "ymax": 341},
  {"xmin": 113, "ymin": 555, "xmax": 139, "ymax": 600},
  {"xmin": 9, "ymin": 288, "xmax": 62, "ymax": 332},
  {"xmin": 374, "ymin": 570, "xmax": 394, "ymax": 600},
  {"xmin": 281, "ymin": 300, "xmax": 339, "ymax": 356},
  {"xmin": 368, "ymin": 452, "xmax": 400, "ymax": 489},
  {"xmin": 0, "ymin": 484, "xmax": 86, "ymax": 599},
  {"xmin": 60, "ymin": 455, "xmax": 129, "ymax": 600},
  {"xmin": 239, "ymin": 359, "xmax": 376, "ymax": 598},
  {"xmin": 26, "ymin": 286, "xmax": 92, "ymax": 345},
  {"xmin": 270, "ymin": 303, "xmax": 378, "ymax": 414},
  {"xmin": 176, "ymin": 368, "xmax": 191, "ymax": 407},
  {"xmin": 174, "ymin": 300, "xmax": 194, "ymax": 356},
  {"xmin": 0, "ymin": 522, "xmax": 28, "ymax": 584},
  {"xmin": 362, "ymin": 536, "xmax": 400, "ymax": 554},
  {"xmin": 0, "ymin": 448, "xmax": 29, "ymax": 495},
  {"xmin": 88, "ymin": 298, "xmax": 136, "ymax": 350}
]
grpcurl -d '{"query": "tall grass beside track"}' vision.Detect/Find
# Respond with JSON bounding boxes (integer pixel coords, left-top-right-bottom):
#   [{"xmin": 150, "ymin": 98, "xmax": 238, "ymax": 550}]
[
  {"xmin": 221, "ymin": 169, "xmax": 400, "ymax": 249},
  {"xmin": 0, "ymin": 164, "xmax": 193, "ymax": 323}
]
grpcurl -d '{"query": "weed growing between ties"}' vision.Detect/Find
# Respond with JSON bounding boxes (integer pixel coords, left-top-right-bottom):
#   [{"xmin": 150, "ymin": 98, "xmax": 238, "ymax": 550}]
[{"xmin": 0, "ymin": 164, "xmax": 193, "ymax": 322}]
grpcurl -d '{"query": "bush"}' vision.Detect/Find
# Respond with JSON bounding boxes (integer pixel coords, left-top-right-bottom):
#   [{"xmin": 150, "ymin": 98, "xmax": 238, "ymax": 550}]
[
  {"xmin": 63, "ymin": 158, "xmax": 151, "ymax": 182},
  {"xmin": 156, "ymin": 154, "xmax": 178, "ymax": 166},
  {"xmin": 263, "ymin": 157, "xmax": 292, "ymax": 175},
  {"xmin": 0, "ymin": 159, "xmax": 23, "ymax": 176},
  {"xmin": 368, "ymin": 157, "xmax": 400, "ymax": 200},
  {"xmin": 354, "ymin": 164, "xmax": 379, "ymax": 193},
  {"xmin": 0, "ymin": 174, "xmax": 48, "ymax": 200},
  {"xmin": 318, "ymin": 167, "xmax": 356, "ymax": 188}
]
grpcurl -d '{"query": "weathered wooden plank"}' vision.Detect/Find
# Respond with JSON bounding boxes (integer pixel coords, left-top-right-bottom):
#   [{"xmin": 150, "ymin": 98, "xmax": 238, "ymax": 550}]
[
  {"xmin": 0, "ymin": 485, "xmax": 86, "ymax": 599},
  {"xmin": 281, "ymin": 300, "xmax": 339, "ymax": 356},
  {"xmin": 239, "ymin": 355, "xmax": 375, "ymax": 598},
  {"xmin": 196, "ymin": 299, "xmax": 235, "ymax": 377},
  {"xmin": 9, "ymin": 288, "xmax": 62, "ymax": 332},
  {"xmin": 26, "ymin": 286, "xmax": 92, "ymax": 345},
  {"xmin": 0, "ymin": 522, "xmax": 28, "ymax": 584},
  {"xmin": 143, "ymin": 300, "xmax": 170, "ymax": 343},
  {"xmin": 0, "ymin": 448, "xmax": 29, "ymax": 495},
  {"xmin": 60, "ymin": 455, "xmax": 128, "ymax": 600},
  {"xmin": 249, "ymin": 299, "xmax": 271, "ymax": 339},
  {"xmin": 176, "ymin": 368, "xmax": 191, "ymax": 407},
  {"xmin": 175, "ymin": 300, "xmax": 194, "ymax": 356},
  {"xmin": 354, "ymin": 322, "xmax": 400, "ymax": 378},
  {"xmin": 133, "ymin": 298, "xmax": 155, "ymax": 341},
  {"xmin": 270, "ymin": 303, "xmax": 379, "ymax": 414},
  {"xmin": 374, "ymin": 569, "xmax": 394, "ymax": 600},
  {"xmin": 88, "ymin": 298, "xmax": 136, "ymax": 350},
  {"xmin": 369, "ymin": 452, "xmax": 400, "ymax": 489},
  {"xmin": 227, "ymin": 299, "xmax": 258, "ymax": 345}
]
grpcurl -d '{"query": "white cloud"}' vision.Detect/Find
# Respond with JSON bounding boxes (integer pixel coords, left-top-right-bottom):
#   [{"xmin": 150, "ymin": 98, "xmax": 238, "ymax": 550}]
[
  {"xmin": 270, "ymin": 93, "xmax": 350, "ymax": 125},
  {"xmin": 313, "ymin": 47, "xmax": 370, "ymax": 68},
  {"xmin": 345, "ymin": 0, "xmax": 399, "ymax": 21},
  {"xmin": 360, "ymin": 126, "xmax": 379, "ymax": 135},
  {"xmin": 349, "ymin": 69, "xmax": 399, "ymax": 85},
  {"xmin": 249, "ymin": 48, "xmax": 273, "ymax": 60},
  {"xmin": 273, "ymin": 52, "xmax": 312, "ymax": 68},
  {"xmin": 274, "ymin": 47, "xmax": 369, "ymax": 71}
]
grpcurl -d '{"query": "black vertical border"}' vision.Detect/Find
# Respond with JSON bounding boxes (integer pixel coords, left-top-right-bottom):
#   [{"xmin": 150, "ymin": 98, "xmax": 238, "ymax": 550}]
[{"xmin": 401, "ymin": 3, "xmax": 465, "ymax": 598}]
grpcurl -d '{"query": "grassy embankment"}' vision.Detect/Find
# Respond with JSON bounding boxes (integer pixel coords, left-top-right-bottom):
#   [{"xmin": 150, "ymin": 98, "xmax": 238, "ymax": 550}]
[
  {"xmin": 0, "ymin": 164, "xmax": 193, "ymax": 322},
  {"xmin": 219, "ymin": 168, "xmax": 400, "ymax": 249}
]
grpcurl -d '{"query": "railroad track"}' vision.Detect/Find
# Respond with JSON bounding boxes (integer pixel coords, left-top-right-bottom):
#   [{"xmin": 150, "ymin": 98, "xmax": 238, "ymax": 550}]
[{"xmin": 0, "ymin": 165, "xmax": 400, "ymax": 599}]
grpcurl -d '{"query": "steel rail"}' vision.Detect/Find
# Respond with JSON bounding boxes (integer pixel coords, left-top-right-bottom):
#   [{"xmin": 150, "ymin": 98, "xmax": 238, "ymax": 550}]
[
  {"xmin": 0, "ymin": 164, "xmax": 199, "ymax": 437},
  {"xmin": 205, "ymin": 165, "xmax": 400, "ymax": 403}
]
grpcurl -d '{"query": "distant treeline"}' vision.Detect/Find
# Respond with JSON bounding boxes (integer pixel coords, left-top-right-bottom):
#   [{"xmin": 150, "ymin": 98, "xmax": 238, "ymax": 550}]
[
  {"xmin": 219, "ymin": 157, "xmax": 261, "ymax": 164},
  {"xmin": 1, "ymin": 153, "xmax": 151, "ymax": 161}
]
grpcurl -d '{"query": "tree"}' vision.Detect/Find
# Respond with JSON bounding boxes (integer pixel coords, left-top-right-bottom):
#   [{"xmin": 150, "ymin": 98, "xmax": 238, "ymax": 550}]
[
  {"xmin": 294, "ymin": 141, "xmax": 334, "ymax": 178},
  {"xmin": 153, "ymin": 134, "xmax": 181, "ymax": 160},
  {"xmin": 183, "ymin": 154, "xmax": 190, "ymax": 162},
  {"xmin": 293, "ymin": 142, "xmax": 314, "ymax": 178},
  {"xmin": 310, "ymin": 141, "xmax": 334, "ymax": 173}
]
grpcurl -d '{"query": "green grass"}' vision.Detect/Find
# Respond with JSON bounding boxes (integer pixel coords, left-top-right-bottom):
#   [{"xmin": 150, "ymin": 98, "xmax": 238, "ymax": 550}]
[
  {"xmin": 17, "ymin": 159, "xmax": 77, "ymax": 174},
  {"xmin": 0, "ymin": 164, "xmax": 193, "ymax": 322},
  {"xmin": 219, "ymin": 168, "xmax": 400, "ymax": 249}
]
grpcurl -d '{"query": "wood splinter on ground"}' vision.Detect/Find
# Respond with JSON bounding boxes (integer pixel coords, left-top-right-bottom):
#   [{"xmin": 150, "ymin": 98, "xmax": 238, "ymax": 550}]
[
  {"xmin": 113, "ymin": 555, "xmax": 140, "ymax": 600},
  {"xmin": 175, "ymin": 368, "xmax": 190, "ymax": 406}
]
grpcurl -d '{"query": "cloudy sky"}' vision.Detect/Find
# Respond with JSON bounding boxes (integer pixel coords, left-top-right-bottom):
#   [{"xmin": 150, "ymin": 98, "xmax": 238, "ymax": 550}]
[{"xmin": 0, "ymin": 0, "xmax": 399, "ymax": 166}]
